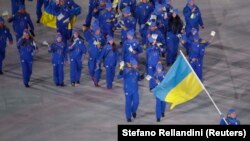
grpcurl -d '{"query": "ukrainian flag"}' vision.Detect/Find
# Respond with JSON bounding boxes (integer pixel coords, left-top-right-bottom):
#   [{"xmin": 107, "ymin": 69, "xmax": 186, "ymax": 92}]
[
  {"xmin": 40, "ymin": 2, "xmax": 77, "ymax": 29},
  {"xmin": 153, "ymin": 52, "xmax": 204, "ymax": 110}
]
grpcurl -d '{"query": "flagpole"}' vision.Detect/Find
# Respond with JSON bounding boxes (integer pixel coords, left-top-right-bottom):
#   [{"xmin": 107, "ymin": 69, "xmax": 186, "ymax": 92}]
[{"xmin": 179, "ymin": 50, "xmax": 228, "ymax": 125}]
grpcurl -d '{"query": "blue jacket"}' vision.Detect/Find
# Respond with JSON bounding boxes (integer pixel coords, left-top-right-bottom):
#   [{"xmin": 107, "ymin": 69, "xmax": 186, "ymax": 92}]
[
  {"xmin": 117, "ymin": 67, "xmax": 143, "ymax": 94},
  {"xmin": 146, "ymin": 45, "xmax": 161, "ymax": 66},
  {"xmin": 146, "ymin": 29, "xmax": 166, "ymax": 47},
  {"xmin": 183, "ymin": 4, "xmax": 203, "ymax": 30},
  {"xmin": 8, "ymin": 13, "xmax": 34, "ymax": 36},
  {"xmin": 220, "ymin": 117, "xmax": 240, "ymax": 125},
  {"xmin": 83, "ymin": 30, "xmax": 106, "ymax": 47},
  {"xmin": 17, "ymin": 38, "xmax": 36, "ymax": 61},
  {"xmin": 69, "ymin": 38, "xmax": 86, "ymax": 60},
  {"xmin": 119, "ymin": 16, "xmax": 136, "ymax": 31},
  {"xmin": 86, "ymin": 33, "xmax": 105, "ymax": 61},
  {"xmin": 122, "ymin": 39, "xmax": 142, "ymax": 62},
  {"xmin": 98, "ymin": 9, "xmax": 116, "ymax": 31},
  {"xmin": 0, "ymin": 27, "xmax": 13, "ymax": 50},
  {"xmin": 65, "ymin": 0, "xmax": 81, "ymax": 15},
  {"xmin": 120, "ymin": 0, "xmax": 137, "ymax": 15},
  {"xmin": 152, "ymin": 71, "xmax": 165, "ymax": 88},
  {"xmin": 189, "ymin": 41, "xmax": 209, "ymax": 60},
  {"xmin": 88, "ymin": 0, "xmax": 99, "ymax": 9},
  {"xmin": 98, "ymin": 43, "xmax": 119, "ymax": 66},
  {"xmin": 49, "ymin": 41, "xmax": 65, "ymax": 64},
  {"xmin": 135, "ymin": 2, "xmax": 154, "ymax": 25}
]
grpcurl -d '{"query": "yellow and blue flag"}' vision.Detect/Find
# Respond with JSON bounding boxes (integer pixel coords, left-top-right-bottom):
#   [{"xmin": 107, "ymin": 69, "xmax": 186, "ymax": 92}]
[
  {"xmin": 153, "ymin": 53, "xmax": 204, "ymax": 110},
  {"xmin": 40, "ymin": 2, "xmax": 78, "ymax": 29}
]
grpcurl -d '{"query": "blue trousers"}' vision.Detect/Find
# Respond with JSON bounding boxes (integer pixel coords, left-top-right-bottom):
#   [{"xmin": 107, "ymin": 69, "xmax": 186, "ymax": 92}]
[
  {"xmin": 190, "ymin": 60, "xmax": 203, "ymax": 81},
  {"xmin": 147, "ymin": 66, "xmax": 156, "ymax": 90},
  {"xmin": 36, "ymin": 0, "xmax": 44, "ymax": 20},
  {"xmin": 85, "ymin": 6, "xmax": 95, "ymax": 26},
  {"xmin": 105, "ymin": 65, "xmax": 115, "ymax": 89},
  {"xmin": 125, "ymin": 92, "xmax": 139, "ymax": 120},
  {"xmin": 21, "ymin": 60, "xmax": 32, "ymax": 85},
  {"xmin": 88, "ymin": 58, "xmax": 101, "ymax": 83},
  {"xmin": 166, "ymin": 33, "xmax": 179, "ymax": 65},
  {"xmin": 53, "ymin": 62, "xmax": 64, "ymax": 85},
  {"xmin": 156, "ymin": 97, "xmax": 166, "ymax": 120},
  {"xmin": 70, "ymin": 59, "xmax": 82, "ymax": 83},
  {"xmin": 16, "ymin": 34, "xmax": 22, "ymax": 43},
  {"xmin": 0, "ymin": 50, "xmax": 6, "ymax": 71}
]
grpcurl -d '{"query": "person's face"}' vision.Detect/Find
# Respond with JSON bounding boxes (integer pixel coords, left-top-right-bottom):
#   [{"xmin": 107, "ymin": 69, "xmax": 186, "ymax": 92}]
[
  {"xmin": 0, "ymin": 22, "xmax": 4, "ymax": 28},
  {"xmin": 57, "ymin": 37, "xmax": 62, "ymax": 42},
  {"xmin": 19, "ymin": 9, "xmax": 25, "ymax": 14},
  {"xmin": 192, "ymin": 31, "xmax": 197, "ymax": 35},
  {"xmin": 142, "ymin": 0, "xmax": 147, "ymax": 3},
  {"xmin": 168, "ymin": 0, "xmax": 173, "ymax": 5},
  {"xmin": 229, "ymin": 112, "xmax": 237, "ymax": 118},
  {"xmin": 97, "ymin": 44, "xmax": 101, "ymax": 48},
  {"xmin": 100, "ymin": 1, "xmax": 105, "ymax": 6},
  {"xmin": 73, "ymin": 32, "xmax": 78, "ymax": 38},
  {"xmin": 59, "ymin": 0, "xmax": 65, "ymax": 6},
  {"xmin": 173, "ymin": 13, "xmax": 177, "ymax": 18},
  {"xmin": 157, "ymin": 69, "xmax": 162, "ymax": 73},
  {"xmin": 95, "ymin": 29, "xmax": 101, "ymax": 35},
  {"xmin": 109, "ymin": 40, "xmax": 114, "ymax": 45},
  {"xmin": 23, "ymin": 33, "xmax": 29, "ymax": 39},
  {"xmin": 189, "ymin": 0, "xmax": 194, "ymax": 6},
  {"xmin": 132, "ymin": 64, "xmax": 138, "ymax": 69},
  {"xmin": 150, "ymin": 26, "xmax": 157, "ymax": 31},
  {"xmin": 127, "ymin": 35, "xmax": 133, "ymax": 40},
  {"xmin": 107, "ymin": 7, "xmax": 112, "ymax": 11}
]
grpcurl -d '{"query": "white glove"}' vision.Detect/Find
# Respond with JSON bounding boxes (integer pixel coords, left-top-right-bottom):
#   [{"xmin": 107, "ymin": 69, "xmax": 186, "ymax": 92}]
[
  {"xmin": 128, "ymin": 46, "xmax": 134, "ymax": 52},
  {"xmin": 119, "ymin": 61, "xmax": 125, "ymax": 70},
  {"xmin": 190, "ymin": 13, "xmax": 196, "ymax": 19},
  {"xmin": 2, "ymin": 11, "xmax": 9, "ymax": 17},
  {"xmin": 152, "ymin": 34, "xmax": 158, "ymax": 40},
  {"xmin": 150, "ymin": 15, "xmax": 157, "ymax": 20},
  {"xmin": 210, "ymin": 31, "xmax": 216, "ymax": 37},
  {"xmin": 177, "ymin": 34, "xmax": 182, "ymax": 39},
  {"xmin": 42, "ymin": 41, "xmax": 49, "ymax": 46},
  {"xmin": 145, "ymin": 75, "xmax": 152, "ymax": 81}
]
